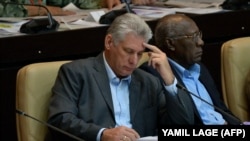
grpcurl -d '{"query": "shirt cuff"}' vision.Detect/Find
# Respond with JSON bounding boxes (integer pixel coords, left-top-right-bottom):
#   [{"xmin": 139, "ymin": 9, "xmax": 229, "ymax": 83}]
[
  {"xmin": 97, "ymin": 128, "xmax": 106, "ymax": 141},
  {"xmin": 164, "ymin": 77, "xmax": 177, "ymax": 95}
]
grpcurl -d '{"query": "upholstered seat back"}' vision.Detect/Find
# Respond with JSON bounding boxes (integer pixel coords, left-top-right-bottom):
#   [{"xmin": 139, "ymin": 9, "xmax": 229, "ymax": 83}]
[
  {"xmin": 246, "ymin": 70, "xmax": 250, "ymax": 109},
  {"xmin": 137, "ymin": 52, "xmax": 149, "ymax": 67},
  {"xmin": 16, "ymin": 61, "xmax": 71, "ymax": 141},
  {"xmin": 221, "ymin": 37, "xmax": 250, "ymax": 121}
]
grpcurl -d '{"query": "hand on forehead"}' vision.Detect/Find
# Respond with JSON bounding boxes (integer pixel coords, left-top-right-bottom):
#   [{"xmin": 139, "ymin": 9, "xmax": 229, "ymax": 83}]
[{"xmin": 143, "ymin": 43, "xmax": 161, "ymax": 53}]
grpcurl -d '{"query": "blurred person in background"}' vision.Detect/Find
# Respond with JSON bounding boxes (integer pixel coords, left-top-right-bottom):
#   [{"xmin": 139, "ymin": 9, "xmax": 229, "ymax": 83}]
[{"xmin": 0, "ymin": 0, "xmax": 157, "ymax": 17}]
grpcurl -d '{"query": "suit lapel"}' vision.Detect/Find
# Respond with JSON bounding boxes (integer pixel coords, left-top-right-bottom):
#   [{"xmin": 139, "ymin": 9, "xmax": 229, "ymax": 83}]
[
  {"xmin": 92, "ymin": 54, "xmax": 142, "ymax": 123},
  {"xmin": 198, "ymin": 67, "xmax": 217, "ymax": 106},
  {"xmin": 129, "ymin": 74, "xmax": 141, "ymax": 121},
  {"xmin": 92, "ymin": 54, "xmax": 115, "ymax": 116},
  {"xmin": 170, "ymin": 63, "xmax": 202, "ymax": 122}
]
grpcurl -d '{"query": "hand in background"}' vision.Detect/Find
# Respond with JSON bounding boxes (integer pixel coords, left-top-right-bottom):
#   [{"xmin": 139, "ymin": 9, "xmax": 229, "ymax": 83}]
[
  {"xmin": 143, "ymin": 43, "xmax": 175, "ymax": 85},
  {"xmin": 101, "ymin": 0, "xmax": 122, "ymax": 10},
  {"xmin": 132, "ymin": 0, "xmax": 156, "ymax": 5},
  {"xmin": 26, "ymin": 5, "xmax": 75, "ymax": 16},
  {"xmin": 45, "ymin": 6, "xmax": 76, "ymax": 16}
]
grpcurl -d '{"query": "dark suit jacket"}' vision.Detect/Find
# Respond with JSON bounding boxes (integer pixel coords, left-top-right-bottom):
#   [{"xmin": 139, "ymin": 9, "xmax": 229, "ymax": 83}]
[
  {"xmin": 46, "ymin": 53, "xmax": 194, "ymax": 141},
  {"xmin": 140, "ymin": 61, "xmax": 242, "ymax": 125}
]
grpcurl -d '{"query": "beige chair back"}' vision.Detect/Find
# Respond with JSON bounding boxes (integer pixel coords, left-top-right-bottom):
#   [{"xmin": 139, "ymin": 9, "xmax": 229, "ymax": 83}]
[
  {"xmin": 137, "ymin": 52, "xmax": 149, "ymax": 67},
  {"xmin": 221, "ymin": 37, "xmax": 250, "ymax": 121},
  {"xmin": 16, "ymin": 61, "xmax": 71, "ymax": 141}
]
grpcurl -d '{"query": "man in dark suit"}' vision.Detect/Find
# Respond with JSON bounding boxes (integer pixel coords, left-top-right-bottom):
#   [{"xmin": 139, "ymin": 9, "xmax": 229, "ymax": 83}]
[
  {"xmin": 47, "ymin": 13, "xmax": 193, "ymax": 141},
  {"xmin": 140, "ymin": 14, "xmax": 241, "ymax": 125}
]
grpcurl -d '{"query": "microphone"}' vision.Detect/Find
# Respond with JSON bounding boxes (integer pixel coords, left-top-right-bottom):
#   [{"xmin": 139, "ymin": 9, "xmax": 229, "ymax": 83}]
[
  {"xmin": 99, "ymin": 0, "xmax": 135, "ymax": 24},
  {"xmin": 220, "ymin": 0, "xmax": 250, "ymax": 10},
  {"xmin": 176, "ymin": 83, "xmax": 242, "ymax": 125},
  {"xmin": 4, "ymin": 2, "xmax": 59, "ymax": 34},
  {"xmin": 123, "ymin": 0, "xmax": 134, "ymax": 13},
  {"xmin": 16, "ymin": 109, "xmax": 85, "ymax": 141}
]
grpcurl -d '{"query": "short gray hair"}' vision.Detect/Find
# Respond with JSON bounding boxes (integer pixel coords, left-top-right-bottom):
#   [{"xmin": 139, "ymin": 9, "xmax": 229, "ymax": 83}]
[{"xmin": 107, "ymin": 13, "xmax": 152, "ymax": 45}]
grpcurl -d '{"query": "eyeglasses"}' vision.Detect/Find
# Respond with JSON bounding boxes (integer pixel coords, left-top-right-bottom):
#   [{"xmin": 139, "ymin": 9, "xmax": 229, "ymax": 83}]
[{"xmin": 167, "ymin": 30, "xmax": 202, "ymax": 42}]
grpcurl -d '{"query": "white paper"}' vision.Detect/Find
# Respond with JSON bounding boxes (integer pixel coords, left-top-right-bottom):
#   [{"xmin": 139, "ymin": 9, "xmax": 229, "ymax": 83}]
[
  {"xmin": 87, "ymin": 10, "xmax": 105, "ymax": 22},
  {"xmin": 173, "ymin": 7, "xmax": 227, "ymax": 14},
  {"xmin": 59, "ymin": 19, "xmax": 106, "ymax": 30},
  {"xmin": 62, "ymin": 2, "xmax": 80, "ymax": 11},
  {"xmin": 133, "ymin": 8, "xmax": 175, "ymax": 19},
  {"xmin": 137, "ymin": 136, "xmax": 158, "ymax": 141},
  {"xmin": 0, "ymin": 20, "xmax": 28, "ymax": 33},
  {"xmin": 62, "ymin": 3, "xmax": 93, "ymax": 16},
  {"xmin": 131, "ymin": 5, "xmax": 176, "ymax": 19},
  {"xmin": 164, "ymin": 0, "xmax": 225, "ymax": 8},
  {"xmin": 0, "ymin": 20, "xmax": 28, "ymax": 37}
]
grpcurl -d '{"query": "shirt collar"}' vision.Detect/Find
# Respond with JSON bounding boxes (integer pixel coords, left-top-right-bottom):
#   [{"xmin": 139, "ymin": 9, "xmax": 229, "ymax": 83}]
[
  {"xmin": 168, "ymin": 58, "xmax": 200, "ymax": 80},
  {"xmin": 103, "ymin": 53, "xmax": 131, "ymax": 83}
]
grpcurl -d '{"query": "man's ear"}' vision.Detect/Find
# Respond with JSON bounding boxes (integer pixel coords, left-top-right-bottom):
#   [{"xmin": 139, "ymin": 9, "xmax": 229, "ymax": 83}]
[
  {"xmin": 105, "ymin": 34, "xmax": 113, "ymax": 49},
  {"xmin": 165, "ymin": 39, "xmax": 175, "ymax": 51}
]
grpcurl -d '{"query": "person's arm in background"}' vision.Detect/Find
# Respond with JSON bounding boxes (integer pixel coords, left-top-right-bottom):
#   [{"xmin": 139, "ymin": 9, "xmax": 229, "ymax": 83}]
[
  {"xmin": 101, "ymin": 0, "xmax": 121, "ymax": 9},
  {"xmin": 101, "ymin": 0, "xmax": 159, "ymax": 11},
  {"xmin": 31, "ymin": 0, "xmax": 152, "ymax": 16},
  {"xmin": 0, "ymin": 0, "xmax": 75, "ymax": 17},
  {"xmin": 1, "ymin": 0, "xmax": 153, "ymax": 17},
  {"xmin": 30, "ymin": 0, "xmax": 122, "ymax": 16},
  {"xmin": 131, "ymin": 0, "xmax": 156, "ymax": 5},
  {"xmin": 47, "ymin": 0, "xmax": 121, "ymax": 10},
  {"xmin": 25, "ymin": 5, "xmax": 75, "ymax": 16},
  {"xmin": 0, "ymin": 0, "xmax": 28, "ymax": 17},
  {"xmin": 0, "ymin": 0, "xmax": 123, "ymax": 17}
]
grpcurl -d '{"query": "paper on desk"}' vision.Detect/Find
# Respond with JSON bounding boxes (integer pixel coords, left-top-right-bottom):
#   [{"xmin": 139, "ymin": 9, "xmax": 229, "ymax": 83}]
[
  {"xmin": 131, "ymin": 5, "xmax": 176, "ymax": 19},
  {"xmin": 63, "ymin": 2, "xmax": 124, "ymax": 13},
  {"xmin": 133, "ymin": 8, "xmax": 175, "ymax": 19},
  {"xmin": 61, "ymin": 3, "xmax": 96, "ymax": 20},
  {"xmin": 164, "ymin": 0, "xmax": 225, "ymax": 8},
  {"xmin": 173, "ymin": 7, "xmax": 227, "ymax": 14},
  {"xmin": 0, "ymin": 20, "xmax": 27, "ymax": 33},
  {"xmin": 62, "ymin": 2, "xmax": 90, "ymax": 15},
  {"xmin": 63, "ymin": 2, "xmax": 79, "ymax": 11},
  {"xmin": 0, "ymin": 17, "xmax": 28, "ymax": 23},
  {"xmin": 59, "ymin": 19, "xmax": 106, "ymax": 30},
  {"xmin": 63, "ymin": 2, "xmax": 135, "ymax": 21},
  {"xmin": 0, "ymin": 20, "xmax": 28, "ymax": 37},
  {"xmin": 84, "ymin": 3, "xmax": 126, "ymax": 22},
  {"xmin": 57, "ymin": 3, "xmax": 110, "ymax": 29},
  {"xmin": 61, "ymin": 3, "xmax": 107, "ymax": 23},
  {"xmin": 131, "ymin": 5, "xmax": 170, "ymax": 11},
  {"xmin": 85, "ymin": 10, "xmax": 105, "ymax": 22},
  {"xmin": 70, "ymin": 19, "xmax": 103, "ymax": 26}
]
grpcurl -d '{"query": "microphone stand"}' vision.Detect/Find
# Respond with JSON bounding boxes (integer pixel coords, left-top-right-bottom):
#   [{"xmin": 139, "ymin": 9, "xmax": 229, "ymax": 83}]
[
  {"xmin": 16, "ymin": 109, "xmax": 85, "ymax": 141},
  {"xmin": 3, "ymin": 2, "xmax": 59, "ymax": 34},
  {"xmin": 99, "ymin": 0, "xmax": 135, "ymax": 24},
  {"xmin": 124, "ymin": 0, "xmax": 134, "ymax": 13},
  {"xmin": 176, "ymin": 84, "xmax": 242, "ymax": 125}
]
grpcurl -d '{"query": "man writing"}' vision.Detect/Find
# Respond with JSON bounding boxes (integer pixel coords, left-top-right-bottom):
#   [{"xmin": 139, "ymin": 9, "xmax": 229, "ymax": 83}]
[{"xmin": 46, "ymin": 13, "xmax": 192, "ymax": 141}]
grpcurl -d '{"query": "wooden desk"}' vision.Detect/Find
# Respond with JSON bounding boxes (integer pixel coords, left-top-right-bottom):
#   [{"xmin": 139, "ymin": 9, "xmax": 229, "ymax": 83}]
[{"xmin": 1, "ymin": 10, "xmax": 250, "ymax": 141}]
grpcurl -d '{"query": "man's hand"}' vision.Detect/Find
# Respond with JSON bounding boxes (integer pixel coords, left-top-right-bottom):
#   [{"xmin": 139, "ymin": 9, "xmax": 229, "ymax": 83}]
[
  {"xmin": 46, "ymin": 6, "xmax": 76, "ymax": 16},
  {"xmin": 101, "ymin": 0, "xmax": 122, "ymax": 10},
  {"xmin": 143, "ymin": 43, "xmax": 175, "ymax": 85},
  {"xmin": 101, "ymin": 126, "xmax": 140, "ymax": 141},
  {"xmin": 132, "ymin": 0, "xmax": 156, "ymax": 5},
  {"xmin": 26, "ymin": 6, "xmax": 76, "ymax": 16}
]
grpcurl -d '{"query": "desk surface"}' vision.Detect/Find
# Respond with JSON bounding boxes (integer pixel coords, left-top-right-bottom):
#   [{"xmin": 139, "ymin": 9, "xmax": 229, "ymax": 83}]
[
  {"xmin": 1, "ymin": 10, "xmax": 250, "ymax": 141},
  {"xmin": 1, "ymin": 10, "xmax": 250, "ymax": 64}
]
